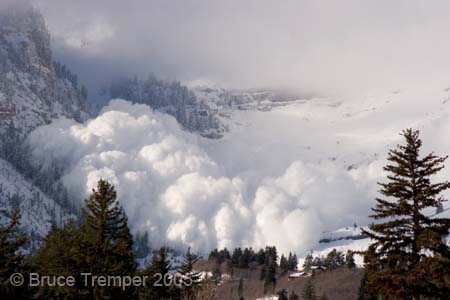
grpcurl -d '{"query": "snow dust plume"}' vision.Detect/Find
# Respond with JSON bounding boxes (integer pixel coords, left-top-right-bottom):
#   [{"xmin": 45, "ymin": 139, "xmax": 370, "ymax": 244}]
[{"xmin": 28, "ymin": 100, "xmax": 382, "ymax": 254}]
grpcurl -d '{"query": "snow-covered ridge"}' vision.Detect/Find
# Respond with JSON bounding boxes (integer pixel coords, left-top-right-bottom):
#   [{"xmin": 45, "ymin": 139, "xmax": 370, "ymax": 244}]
[
  {"xmin": 0, "ymin": 158, "xmax": 73, "ymax": 251},
  {"xmin": 319, "ymin": 226, "xmax": 367, "ymax": 243}
]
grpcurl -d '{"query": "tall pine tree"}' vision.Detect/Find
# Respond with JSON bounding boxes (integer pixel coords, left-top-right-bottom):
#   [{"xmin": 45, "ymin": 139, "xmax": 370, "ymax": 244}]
[
  {"xmin": 301, "ymin": 279, "xmax": 317, "ymax": 300},
  {"xmin": 362, "ymin": 129, "xmax": 450, "ymax": 299},
  {"xmin": 82, "ymin": 179, "xmax": 137, "ymax": 300},
  {"xmin": 141, "ymin": 247, "xmax": 176, "ymax": 300},
  {"xmin": 34, "ymin": 221, "xmax": 92, "ymax": 299}
]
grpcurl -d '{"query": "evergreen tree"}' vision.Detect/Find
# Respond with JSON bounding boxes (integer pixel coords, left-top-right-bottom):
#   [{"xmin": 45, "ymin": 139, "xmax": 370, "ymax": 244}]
[
  {"xmin": 287, "ymin": 252, "xmax": 298, "ymax": 271},
  {"xmin": 277, "ymin": 288, "xmax": 288, "ymax": 300},
  {"xmin": 35, "ymin": 180, "xmax": 137, "ymax": 300},
  {"xmin": 35, "ymin": 221, "xmax": 93, "ymax": 299},
  {"xmin": 357, "ymin": 271, "xmax": 377, "ymax": 300},
  {"xmin": 256, "ymin": 248, "xmax": 266, "ymax": 265},
  {"xmin": 301, "ymin": 279, "xmax": 317, "ymax": 300},
  {"xmin": 219, "ymin": 248, "xmax": 231, "ymax": 262},
  {"xmin": 82, "ymin": 179, "xmax": 137, "ymax": 300},
  {"xmin": 323, "ymin": 248, "xmax": 344, "ymax": 270},
  {"xmin": 237, "ymin": 278, "xmax": 244, "ymax": 300},
  {"xmin": 302, "ymin": 253, "xmax": 313, "ymax": 271},
  {"xmin": 211, "ymin": 262, "xmax": 222, "ymax": 285},
  {"xmin": 345, "ymin": 250, "xmax": 356, "ymax": 269},
  {"xmin": 179, "ymin": 247, "xmax": 201, "ymax": 299},
  {"xmin": 362, "ymin": 129, "xmax": 450, "ymax": 299},
  {"xmin": 208, "ymin": 248, "xmax": 220, "ymax": 262},
  {"xmin": 318, "ymin": 294, "xmax": 329, "ymax": 300},
  {"xmin": 289, "ymin": 290, "xmax": 300, "ymax": 300},
  {"xmin": 279, "ymin": 254, "xmax": 289, "ymax": 274},
  {"xmin": 239, "ymin": 248, "xmax": 253, "ymax": 268},
  {"xmin": 141, "ymin": 247, "xmax": 175, "ymax": 300},
  {"xmin": 311, "ymin": 257, "xmax": 322, "ymax": 269},
  {"xmin": 263, "ymin": 255, "xmax": 277, "ymax": 293},
  {"xmin": 231, "ymin": 247, "xmax": 243, "ymax": 267},
  {"xmin": 134, "ymin": 231, "xmax": 150, "ymax": 258},
  {"xmin": 0, "ymin": 209, "xmax": 28, "ymax": 300}
]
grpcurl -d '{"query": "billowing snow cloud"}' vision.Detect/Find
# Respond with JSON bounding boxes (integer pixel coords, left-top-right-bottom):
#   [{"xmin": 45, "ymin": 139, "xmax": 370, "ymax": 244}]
[{"xmin": 28, "ymin": 100, "xmax": 382, "ymax": 255}]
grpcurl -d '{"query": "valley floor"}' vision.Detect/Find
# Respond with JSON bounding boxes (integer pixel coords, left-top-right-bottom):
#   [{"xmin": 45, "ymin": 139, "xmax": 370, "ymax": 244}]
[{"xmin": 195, "ymin": 260, "xmax": 363, "ymax": 300}]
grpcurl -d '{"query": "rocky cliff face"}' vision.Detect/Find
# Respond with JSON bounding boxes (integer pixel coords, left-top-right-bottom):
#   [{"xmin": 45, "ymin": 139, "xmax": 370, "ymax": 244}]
[
  {"xmin": 0, "ymin": 2, "xmax": 89, "ymax": 138},
  {"xmin": 0, "ymin": 2, "xmax": 87, "ymax": 247}
]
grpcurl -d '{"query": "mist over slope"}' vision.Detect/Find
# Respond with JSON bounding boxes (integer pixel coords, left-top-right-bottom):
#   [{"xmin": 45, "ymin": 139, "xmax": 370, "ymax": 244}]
[{"xmin": 29, "ymin": 83, "xmax": 450, "ymax": 256}]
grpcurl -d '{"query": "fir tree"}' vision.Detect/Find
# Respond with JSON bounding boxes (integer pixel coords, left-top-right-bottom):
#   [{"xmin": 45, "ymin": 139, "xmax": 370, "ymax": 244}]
[
  {"xmin": 0, "ymin": 209, "xmax": 28, "ymax": 300},
  {"xmin": 263, "ymin": 255, "xmax": 277, "ymax": 293},
  {"xmin": 141, "ymin": 247, "xmax": 175, "ymax": 300},
  {"xmin": 220, "ymin": 248, "xmax": 231, "ymax": 261},
  {"xmin": 34, "ymin": 221, "xmax": 92, "ymax": 299},
  {"xmin": 256, "ymin": 248, "xmax": 266, "ymax": 265},
  {"xmin": 287, "ymin": 252, "xmax": 298, "ymax": 271},
  {"xmin": 238, "ymin": 278, "xmax": 244, "ymax": 299},
  {"xmin": 231, "ymin": 247, "xmax": 243, "ymax": 267},
  {"xmin": 323, "ymin": 248, "xmax": 344, "ymax": 270},
  {"xmin": 134, "ymin": 231, "xmax": 150, "ymax": 258},
  {"xmin": 311, "ymin": 257, "xmax": 322, "ymax": 269},
  {"xmin": 301, "ymin": 279, "xmax": 317, "ymax": 300},
  {"xmin": 179, "ymin": 247, "xmax": 202, "ymax": 299},
  {"xmin": 362, "ymin": 129, "xmax": 450, "ymax": 299},
  {"xmin": 35, "ymin": 181, "xmax": 137, "ymax": 300},
  {"xmin": 345, "ymin": 250, "xmax": 356, "ymax": 269},
  {"xmin": 318, "ymin": 294, "xmax": 329, "ymax": 300},
  {"xmin": 211, "ymin": 262, "xmax": 222, "ymax": 285},
  {"xmin": 208, "ymin": 248, "xmax": 220, "ymax": 262},
  {"xmin": 277, "ymin": 288, "xmax": 288, "ymax": 300},
  {"xmin": 302, "ymin": 253, "xmax": 313, "ymax": 271},
  {"xmin": 82, "ymin": 179, "xmax": 137, "ymax": 300},
  {"xmin": 357, "ymin": 271, "xmax": 377, "ymax": 300},
  {"xmin": 279, "ymin": 254, "xmax": 289, "ymax": 274},
  {"xmin": 289, "ymin": 290, "xmax": 300, "ymax": 300}
]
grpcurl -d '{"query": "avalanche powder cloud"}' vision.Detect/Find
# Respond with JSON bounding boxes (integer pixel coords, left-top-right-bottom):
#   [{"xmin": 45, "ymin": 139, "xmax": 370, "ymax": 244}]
[{"xmin": 28, "ymin": 100, "xmax": 381, "ymax": 255}]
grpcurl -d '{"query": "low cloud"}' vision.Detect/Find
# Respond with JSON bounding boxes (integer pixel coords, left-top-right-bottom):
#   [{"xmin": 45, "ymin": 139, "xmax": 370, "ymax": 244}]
[{"xmin": 30, "ymin": 0, "xmax": 450, "ymax": 96}]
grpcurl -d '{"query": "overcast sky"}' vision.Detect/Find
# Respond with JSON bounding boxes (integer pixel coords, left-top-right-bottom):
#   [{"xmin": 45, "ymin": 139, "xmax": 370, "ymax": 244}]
[{"xmin": 31, "ymin": 0, "xmax": 450, "ymax": 96}]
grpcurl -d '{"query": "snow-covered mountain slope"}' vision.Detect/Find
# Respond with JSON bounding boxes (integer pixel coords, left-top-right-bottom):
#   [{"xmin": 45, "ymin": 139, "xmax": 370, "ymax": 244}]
[
  {"xmin": 202, "ymin": 83, "xmax": 450, "ymax": 177},
  {"xmin": 0, "ymin": 2, "xmax": 88, "ymax": 248},
  {"xmin": 300, "ymin": 202, "xmax": 450, "ymax": 269},
  {"xmin": 0, "ymin": 157, "xmax": 73, "ymax": 251},
  {"xmin": 0, "ymin": 2, "xmax": 90, "ymax": 138}
]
